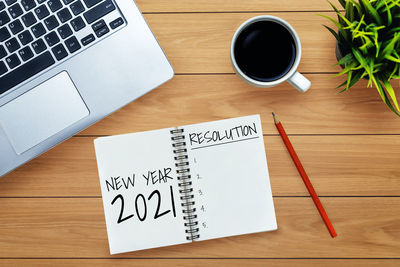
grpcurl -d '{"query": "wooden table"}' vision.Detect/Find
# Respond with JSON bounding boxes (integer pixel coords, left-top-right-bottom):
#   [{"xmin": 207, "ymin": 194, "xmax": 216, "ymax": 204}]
[{"xmin": 1, "ymin": 0, "xmax": 399, "ymax": 266}]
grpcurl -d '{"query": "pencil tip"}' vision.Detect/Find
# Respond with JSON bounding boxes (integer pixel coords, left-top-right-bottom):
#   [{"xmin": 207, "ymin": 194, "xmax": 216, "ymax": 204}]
[{"xmin": 272, "ymin": 112, "xmax": 279, "ymax": 124}]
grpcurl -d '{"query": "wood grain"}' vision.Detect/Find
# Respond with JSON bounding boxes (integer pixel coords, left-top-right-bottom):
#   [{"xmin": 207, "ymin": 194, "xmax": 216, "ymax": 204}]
[
  {"xmin": 0, "ymin": 259, "xmax": 399, "ymax": 267},
  {"xmin": 78, "ymin": 75, "xmax": 400, "ymax": 135},
  {"xmin": 1, "ymin": 135, "xmax": 399, "ymax": 197},
  {"xmin": 136, "ymin": 0, "xmax": 342, "ymax": 13},
  {"xmin": 0, "ymin": 197, "xmax": 398, "ymax": 258},
  {"xmin": 144, "ymin": 12, "xmax": 341, "ymax": 74},
  {"xmin": 0, "ymin": 0, "xmax": 398, "ymax": 265}
]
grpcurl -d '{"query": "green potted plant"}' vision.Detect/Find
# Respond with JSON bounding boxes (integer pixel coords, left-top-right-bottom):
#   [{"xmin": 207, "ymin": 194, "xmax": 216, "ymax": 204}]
[{"xmin": 321, "ymin": 0, "xmax": 400, "ymax": 116}]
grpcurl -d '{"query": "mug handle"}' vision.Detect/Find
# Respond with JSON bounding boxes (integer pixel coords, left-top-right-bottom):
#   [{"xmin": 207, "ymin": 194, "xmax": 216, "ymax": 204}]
[{"xmin": 288, "ymin": 72, "xmax": 311, "ymax": 92}]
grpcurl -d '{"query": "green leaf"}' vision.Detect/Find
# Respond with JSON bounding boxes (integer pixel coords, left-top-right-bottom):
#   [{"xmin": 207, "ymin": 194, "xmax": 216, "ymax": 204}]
[
  {"xmin": 348, "ymin": 0, "xmax": 363, "ymax": 16},
  {"xmin": 381, "ymin": 32, "xmax": 400, "ymax": 58},
  {"xmin": 338, "ymin": 0, "xmax": 346, "ymax": 8},
  {"xmin": 333, "ymin": 62, "xmax": 358, "ymax": 77},
  {"xmin": 345, "ymin": 0, "xmax": 355, "ymax": 21},
  {"xmin": 318, "ymin": 14, "xmax": 349, "ymax": 40},
  {"xmin": 328, "ymin": 0, "xmax": 346, "ymax": 25},
  {"xmin": 385, "ymin": 0, "xmax": 393, "ymax": 25},
  {"xmin": 385, "ymin": 54, "xmax": 400, "ymax": 63},
  {"xmin": 338, "ymin": 87, "xmax": 349, "ymax": 93},
  {"xmin": 338, "ymin": 13, "xmax": 353, "ymax": 27},
  {"xmin": 360, "ymin": 0, "xmax": 383, "ymax": 24},
  {"xmin": 382, "ymin": 80, "xmax": 400, "ymax": 111},
  {"xmin": 352, "ymin": 48, "xmax": 371, "ymax": 74},
  {"xmin": 328, "ymin": 0, "xmax": 341, "ymax": 13},
  {"xmin": 359, "ymin": 36, "xmax": 373, "ymax": 53},
  {"xmin": 394, "ymin": 50, "xmax": 400, "ymax": 58},
  {"xmin": 318, "ymin": 14, "xmax": 341, "ymax": 28},
  {"xmin": 360, "ymin": 71, "xmax": 369, "ymax": 80},
  {"xmin": 323, "ymin": 25, "xmax": 340, "ymax": 41},
  {"xmin": 336, "ymin": 80, "xmax": 347, "ymax": 89},
  {"xmin": 389, "ymin": 27, "xmax": 400, "ymax": 33},
  {"xmin": 346, "ymin": 70, "xmax": 353, "ymax": 89},
  {"xmin": 375, "ymin": 80, "xmax": 400, "ymax": 117},
  {"xmin": 336, "ymin": 70, "xmax": 364, "ymax": 93},
  {"xmin": 353, "ymin": 15, "xmax": 365, "ymax": 35},
  {"xmin": 375, "ymin": 40, "xmax": 381, "ymax": 58},
  {"xmin": 353, "ymin": 48, "xmax": 379, "ymax": 88},
  {"xmin": 389, "ymin": 64, "xmax": 399, "ymax": 80},
  {"xmin": 348, "ymin": 70, "xmax": 364, "ymax": 89},
  {"xmin": 376, "ymin": 0, "xmax": 387, "ymax": 10},
  {"xmin": 337, "ymin": 53, "xmax": 354, "ymax": 65},
  {"xmin": 385, "ymin": 0, "xmax": 400, "ymax": 10}
]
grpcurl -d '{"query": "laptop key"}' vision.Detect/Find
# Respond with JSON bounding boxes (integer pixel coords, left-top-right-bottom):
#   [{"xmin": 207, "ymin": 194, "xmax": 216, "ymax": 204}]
[
  {"xmin": 8, "ymin": 3, "xmax": 23, "ymax": 18},
  {"xmin": 0, "ymin": 26, "xmax": 10, "ymax": 41},
  {"xmin": 0, "ymin": 2, "xmax": 5, "ymax": 11},
  {"xmin": 18, "ymin": 30, "xmax": 33, "ymax": 45},
  {"xmin": 44, "ymin": 31, "xmax": 59, "ymax": 46},
  {"xmin": 31, "ymin": 22, "xmax": 46, "ymax": 37},
  {"xmin": 21, "ymin": 12, "xmax": 37, "ymax": 27},
  {"xmin": 5, "ymin": 53, "xmax": 20, "ymax": 69},
  {"xmin": 0, "ymin": 51, "xmax": 55, "ymax": 94},
  {"xmin": 21, "ymin": 0, "xmax": 36, "ymax": 11},
  {"xmin": 57, "ymin": 23, "xmax": 72, "ymax": 39},
  {"xmin": 91, "ymin": 19, "xmax": 104, "ymax": 31},
  {"xmin": 34, "ymin": 4, "xmax": 50, "ymax": 20},
  {"xmin": 31, "ymin": 38, "xmax": 46, "ymax": 53},
  {"xmin": 0, "ymin": 11, "xmax": 10, "ymax": 26},
  {"xmin": 5, "ymin": 0, "xmax": 16, "ymax": 6},
  {"xmin": 44, "ymin": 15, "xmax": 59, "ymax": 30},
  {"xmin": 48, "ymin": 0, "xmax": 62, "ymax": 12},
  {"xmin": 109, "ymin": 17, "xmax": 123, "ymax": 29},
  {"xmin": 9, "ymin": 19, "xmax": 23, "ymax": 34},
  {"xmin": 18, "ymin": 46, "xmax": 34, "ymax": 61},
  {"xmin": 51, "ymin": 43, "xmax": 68, "ymax": 60},
  {"xmin": 70, "ymin": 0, "xmax": 85, "ymax": 15},
  {"xmin": 57, "ymin": 7, "xmax": 72, "ymax": 23},
  {"xmin": 81, "ymin": 33, "xmax": 94, "ymax": 46},
  {"xmin": 70, "ymin": 16, "xmax": 85, "ymax": 31},
  {"xmin": 0, "ymin": 61, "xmax": 6, "ymax": 76},
  {"xmin": 65, "ymin": 36, "xmax": 80, "ymax": 53},
  {"xmin": 83, "ymin": 0, "xmax": 101, "ymax": 8},
  {"xmin": 5, "ymin": 37, "xmax": 20, "ymax": 53},
  {"xmin": 83, "ymin": 0, "xmax": 115, "ymax": 24},
  {"xmin": 0, "ymin": 44, "xmax": 6, "ymax": 58},
  {"xmin": 36, "ymin": 0, "xmax": 47, "ymax": 4},
  {"xmin": 62, "ymin": 0, "xmax": 74, "ymax": 4},
  {"xmin": 95, "ymin": 25, "xmax": 108, "ymax": 38}
]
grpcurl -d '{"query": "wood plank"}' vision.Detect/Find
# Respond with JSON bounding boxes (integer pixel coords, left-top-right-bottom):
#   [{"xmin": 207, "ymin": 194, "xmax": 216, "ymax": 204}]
[
  {"xmin": 1, "ymin": 135, "xmax": 400, "ymax": 197},
  {"xmin": 0, "ymin": 259, "xmax": 399, "ymax": 267},
  {"xmin": 145, "ymin": 12, "xmax": 341, "ymax": 74},
  {"xmin": 80, "ymin": 75, "xmax": 400, "ymax": 135},
  {"xmin": 0, "ymin": 198, "xmax": 399, "ymax": 258},
  {"xmin": 136, "ymin": 0, "xmax": 342, "ymax": 13}
]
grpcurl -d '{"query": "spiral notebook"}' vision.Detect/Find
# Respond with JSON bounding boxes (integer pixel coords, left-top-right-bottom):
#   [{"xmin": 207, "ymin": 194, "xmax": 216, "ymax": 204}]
[{"xmin": 94, "ymin": 114, "xmax": 277, "ymax": 254}]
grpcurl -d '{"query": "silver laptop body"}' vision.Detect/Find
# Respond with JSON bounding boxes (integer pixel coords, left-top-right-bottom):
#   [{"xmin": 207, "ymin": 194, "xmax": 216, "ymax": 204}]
[{"xmin": 0, "ymin": 0, "xmax": 174, "ymax": 177}]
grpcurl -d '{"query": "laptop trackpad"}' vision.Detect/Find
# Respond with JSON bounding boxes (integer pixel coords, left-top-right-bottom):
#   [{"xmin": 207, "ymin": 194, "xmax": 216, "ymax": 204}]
[{"xmin": 0, "ymin": 71, "xmax": 89, "ymax": 155}]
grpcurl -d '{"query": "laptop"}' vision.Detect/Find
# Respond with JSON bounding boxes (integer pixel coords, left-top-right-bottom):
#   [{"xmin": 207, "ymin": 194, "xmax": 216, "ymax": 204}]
[{"xmin": 0, "ymin": 0, "xmax": 174, "ymax": 177}]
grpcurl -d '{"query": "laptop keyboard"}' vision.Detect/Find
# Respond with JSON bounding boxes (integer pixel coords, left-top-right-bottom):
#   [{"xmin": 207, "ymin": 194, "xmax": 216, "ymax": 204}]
[{"xmin": 0, "ymin": 0, "xmax": 125, "ymax": 95}]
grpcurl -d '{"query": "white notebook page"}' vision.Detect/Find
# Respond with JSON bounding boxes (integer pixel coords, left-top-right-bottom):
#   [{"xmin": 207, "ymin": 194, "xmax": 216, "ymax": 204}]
[
  {"xmin": 94, "ymin": 128, "xmax": 189, "ymax": 254},
  {"xmin": 184, "ymin": 115, "xmax": 277, "ymax": 241}
]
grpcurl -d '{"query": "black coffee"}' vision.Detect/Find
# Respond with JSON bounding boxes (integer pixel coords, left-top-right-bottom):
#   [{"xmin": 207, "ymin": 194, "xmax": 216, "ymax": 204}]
[{"xmin": 234, "ymin": 20, "xmax": 296, "ymax": 82}]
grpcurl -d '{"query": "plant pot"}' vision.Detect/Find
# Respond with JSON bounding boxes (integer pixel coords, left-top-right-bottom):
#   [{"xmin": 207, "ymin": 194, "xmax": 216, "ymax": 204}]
[{"xmin": 335, "ymin": 40, "xmax": 348, "ymax": 69}]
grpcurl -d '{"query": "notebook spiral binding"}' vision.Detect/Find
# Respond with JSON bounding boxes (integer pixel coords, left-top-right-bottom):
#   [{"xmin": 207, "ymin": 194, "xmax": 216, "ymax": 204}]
[{"xmin": 170, "ymin": 128, "xmax": 200, "ymax": 241}]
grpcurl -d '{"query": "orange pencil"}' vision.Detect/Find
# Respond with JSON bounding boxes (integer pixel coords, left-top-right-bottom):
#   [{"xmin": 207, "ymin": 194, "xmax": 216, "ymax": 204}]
[{"xmin": 272, "ymin": 112, "xmax": 337, "ymax": 238}]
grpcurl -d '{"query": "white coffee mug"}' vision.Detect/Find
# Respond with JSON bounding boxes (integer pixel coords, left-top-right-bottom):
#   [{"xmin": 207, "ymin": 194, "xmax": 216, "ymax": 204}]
[{"xmin": 231, "ymin": 15, "xmax": 311, "ymax": 92}]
